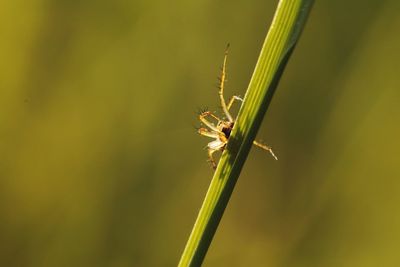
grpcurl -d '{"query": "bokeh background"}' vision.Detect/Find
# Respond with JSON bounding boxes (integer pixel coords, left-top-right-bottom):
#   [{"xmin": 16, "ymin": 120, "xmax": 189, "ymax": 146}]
[{"xmin": 1, "ymin": 0, "xmax": 400, "ymax": 266}]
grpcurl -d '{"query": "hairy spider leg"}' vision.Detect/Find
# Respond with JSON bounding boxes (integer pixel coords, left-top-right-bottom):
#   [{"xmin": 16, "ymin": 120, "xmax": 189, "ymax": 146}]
[
  {"xmin": 253, "ymin": 140, "xmax": 278, "ymax": 160},
  {"xmin": 198, "ymin": 127, "xmax": 219, "ymax": 138},
  {"xmin": 227, "ymin": 95, "xmax": 243, "ymax": 111},
  {"xmin": 199, "ymin": 111, "xmax": 222, "ymax": 132},
  {"xmin": 208, "ymin": 149, "xmax": 218, "ymax": 169},
  {"xmin": 218, "ymin": 44, "xmax": 234, "ymax": 123}
]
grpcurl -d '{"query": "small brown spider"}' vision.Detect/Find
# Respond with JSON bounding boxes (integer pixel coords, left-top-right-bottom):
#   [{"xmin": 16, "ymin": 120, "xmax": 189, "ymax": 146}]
[{"xmin": 198, "ymin": 44, "xmax": 278, "ymax": 169}]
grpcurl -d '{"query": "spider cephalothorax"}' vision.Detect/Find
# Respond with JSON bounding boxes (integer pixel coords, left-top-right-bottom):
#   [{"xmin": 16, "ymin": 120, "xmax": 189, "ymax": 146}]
[
  {"xmin": 198, "ymin": 44, "xmax": 277, "ymax": 169},
  {"xmin": 220, "ymin": 122, "xmax": 234, "ymax": 138}
]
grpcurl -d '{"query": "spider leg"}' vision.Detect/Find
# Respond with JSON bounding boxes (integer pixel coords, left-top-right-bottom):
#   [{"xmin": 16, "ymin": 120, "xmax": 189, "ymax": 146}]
[
  {"xmin": 207, "ymin": 148, "xmax": 218, "ymax": 169},
  {"xmin": 202, "ymin": 111, "xmax": 223, "ymax": 122},
  {"xmin": 218, "ymin": 44, "xmax": 234, "ymax": 122},
  {"xmin": 227, "ymin": 95, "xmax": 243, "ymax": 111},
  {"xmin": 198, "ymin": 127, "xmax": 219, "ymax": 138},
  {"xmin": 199, "ymin": 111, "xmax": 222, "ymax": 132},
  {"xmin": 253, "ymin": 140, "xmax": 278, "ymax": 160}
]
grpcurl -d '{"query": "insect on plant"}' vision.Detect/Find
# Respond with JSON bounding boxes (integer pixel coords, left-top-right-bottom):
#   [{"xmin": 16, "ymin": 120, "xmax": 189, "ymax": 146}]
[{"xmin": 198, "ymin": 44, "xmax": 278, "ymax": 169}]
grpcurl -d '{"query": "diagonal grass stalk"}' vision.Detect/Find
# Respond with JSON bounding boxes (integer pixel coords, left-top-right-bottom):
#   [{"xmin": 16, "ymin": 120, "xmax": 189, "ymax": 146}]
[{"xmin": 179, "ymin": 0, "xmax": 314, "ymax": 266}]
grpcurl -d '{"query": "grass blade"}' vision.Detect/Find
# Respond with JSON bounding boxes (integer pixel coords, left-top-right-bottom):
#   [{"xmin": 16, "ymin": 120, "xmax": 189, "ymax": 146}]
[{"xmin": 179, "ymin": 0, "xmax": 314, "ymax": 266}]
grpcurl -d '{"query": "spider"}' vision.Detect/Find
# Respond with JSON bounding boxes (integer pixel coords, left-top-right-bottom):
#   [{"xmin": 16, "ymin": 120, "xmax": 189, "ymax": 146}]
[{"xmin": 198, "ymin": 44, "xmax": 278, "ymax": 169}]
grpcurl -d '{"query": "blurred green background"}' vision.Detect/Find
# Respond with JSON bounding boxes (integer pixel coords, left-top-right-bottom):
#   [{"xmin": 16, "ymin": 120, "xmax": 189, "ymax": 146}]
[{"xmin": 1, "ymin": 0, "xmax": 400, "ymax": 266}]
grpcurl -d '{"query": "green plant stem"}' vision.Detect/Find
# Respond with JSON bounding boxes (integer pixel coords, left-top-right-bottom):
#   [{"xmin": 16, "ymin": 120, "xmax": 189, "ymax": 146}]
[{"xmin": 178, "ymin": 0, "xmax": 314, "ymax": 266}]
